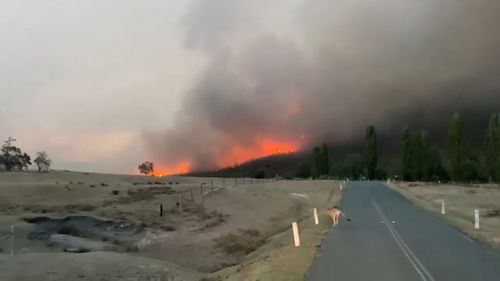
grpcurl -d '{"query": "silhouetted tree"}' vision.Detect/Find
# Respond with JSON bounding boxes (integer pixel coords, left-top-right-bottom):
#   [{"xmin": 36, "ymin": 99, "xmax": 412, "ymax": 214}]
[
  {"xmin": 138, "ymin": 161, "xmax": 154, "ymax": 176},
  {"xmin": 448, "ymin": 113, "xmax": 467, "ymax": 181},
  {"xmin": 485, "ymin": 113, "xmax": 500, "ymax": 181},
  {"xmin": 254, "ymin": 169, "xmax": 266, "ymax": 179},
  {"xmin": 320, "ymin": 144, "xmax": 331, "ymax": 176},
  {"xmin": 365, "ymin": 125, "xmax": 378, "ymax": 179},
  {"xmin": 402, "ymin": 127, "xmax": 412, "ymax": 180},
  {"xmin": 0, "ymin": 137, "xmax": 31, "ymax": 171},
  {"xmin": 295, "ymin": 163, "xmax": 311, "ymax": 179},
  {"xmin": 343, "ymin": 153, "xmax": 364, "ymax": 180},
  {"xmin": 34, "ymin": 151, "xmax": 52, "ymax": 172},
  {"xmin": 311, "ymin": 146, "xmax": 321, "ymax": 179}
]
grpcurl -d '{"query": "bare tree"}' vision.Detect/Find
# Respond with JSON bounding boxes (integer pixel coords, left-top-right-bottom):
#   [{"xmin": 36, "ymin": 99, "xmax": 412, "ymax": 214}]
[
  {"xmin": 34, "ymin": 151, "xmax": 52, "ymax": 172},
  {"xmin": 138, "ymin": 161, "xmax": 154, "ymax": 176}
]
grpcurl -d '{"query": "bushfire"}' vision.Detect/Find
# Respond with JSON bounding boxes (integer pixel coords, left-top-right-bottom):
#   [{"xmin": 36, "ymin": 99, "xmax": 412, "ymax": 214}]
[{"xmin": 151, "ymin": 138, "xmax": 300, "ymax": 176}]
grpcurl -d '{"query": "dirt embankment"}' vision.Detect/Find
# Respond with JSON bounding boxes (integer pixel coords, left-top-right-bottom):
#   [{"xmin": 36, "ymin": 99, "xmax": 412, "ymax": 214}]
[{"xmin": 0, "ymin": 171, "xmax": 341, "ymax": 281}]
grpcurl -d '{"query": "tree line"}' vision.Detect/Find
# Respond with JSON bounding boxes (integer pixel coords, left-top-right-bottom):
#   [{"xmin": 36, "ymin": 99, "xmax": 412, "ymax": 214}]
[
  {"xmin": 0, "ymin": 137, "xmax": 52, "ymax": 172},
  {"xmin": 298, "ymin": 112, "xmax": 500, "ymax": 182}
]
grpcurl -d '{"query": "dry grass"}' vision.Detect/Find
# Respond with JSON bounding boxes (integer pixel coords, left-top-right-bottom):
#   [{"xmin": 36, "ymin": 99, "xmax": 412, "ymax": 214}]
[
  {"xmin": 388, "ymin": 182, "xmax": 500, "ymax": 249},
  {"xmin": 103, "ymin": 186, "xmax": 176, "ymax": 206},
  {"xmin": 210, "ymin": 188, "xmax": 342, "ymax": 281},
  {"xmin": 214, "ymin": 229, "xmax": 266, "ymax": 256},
  {"xmin": 19, "ymin": 203, "xmax": 96, "ymax": 214}
]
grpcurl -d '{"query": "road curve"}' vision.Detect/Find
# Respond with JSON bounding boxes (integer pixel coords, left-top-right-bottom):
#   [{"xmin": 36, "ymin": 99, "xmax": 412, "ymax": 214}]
[{"xmin": 307, "ymin": 181, "xmax": 500, "ymax": 281}]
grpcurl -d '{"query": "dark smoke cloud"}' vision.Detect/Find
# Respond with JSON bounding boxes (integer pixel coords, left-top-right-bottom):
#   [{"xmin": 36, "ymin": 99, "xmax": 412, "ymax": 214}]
[{"xmin": 145, "ymin": 0, "xmax": 500, "ymax": 171}]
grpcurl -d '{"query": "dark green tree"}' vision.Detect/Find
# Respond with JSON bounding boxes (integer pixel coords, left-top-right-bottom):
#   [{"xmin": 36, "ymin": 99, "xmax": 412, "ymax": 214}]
[
  {"xmin": 311, "ymin": 144, "xmax": 330, "ymax": 178},
  {"xmin": 311, "ymin": 146, "xmax": 321, "ymax": 179},
  {"xmin": 344, "ymin": 153, "xmax": 364, "ymax": 180},
  {"xmin": 448, "ymin": 113, "xmax": 467, "ymax": 181},
  {"xmin": 295, "ymin": 163, "xmax": 311, "ymax": 179},
  {"xmin": 402, "ymin": 127, "xmax": 412, "ymax": 180},
  {"xmin": 485, "ymin": 113, "xmax": 500, "ymax": 181},
  {"xmin": 426, "ymin": 146, "xmax": 448, "ymax": 181},
  {"xmin": 320, "ymin": 144, "xmax": 331, "ymax": 176},
  {"xmin": 365, "ymin": 125, "xmax": 378, "ymax": 179}
]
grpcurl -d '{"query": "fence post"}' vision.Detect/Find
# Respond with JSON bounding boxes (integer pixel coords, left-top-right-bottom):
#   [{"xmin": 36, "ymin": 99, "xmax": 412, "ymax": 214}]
[
  {"xmin": 160, "ymin": 204, "xmax": 163, "ymax": 217},
  {"xmin": 292, "ymin": 222, "xmax": 300, "ymax": 247},
  {"xmin": 441, "ymin": 200, "xmax": 445, "ymax": 215},
  {"xmin": 475, "ymin": 209, "xmax": 480, "ymax": 229},
  {"xmin": 11, "ymin": 225, "xmax": 14, "ymax": 256},
  {"xmin": 314, "ymin": 208, "xmax": 319, "ymax": 225}
]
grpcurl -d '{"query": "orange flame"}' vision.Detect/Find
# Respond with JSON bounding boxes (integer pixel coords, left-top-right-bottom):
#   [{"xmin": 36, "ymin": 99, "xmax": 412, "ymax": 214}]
[
  {"xmin": 153, "ymin": 161, "xmax": 191, "ymax": 177},
  {"xmin": 150, "ymin": 137, "xmax": 301, "ymax": 175},
  {"xmin": 218, "ymin": 138, "xmax": 299, "ymax": 167}
]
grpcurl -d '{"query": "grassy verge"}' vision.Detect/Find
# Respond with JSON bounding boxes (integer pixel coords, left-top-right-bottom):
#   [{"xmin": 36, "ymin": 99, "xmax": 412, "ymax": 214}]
[
  {"xmin": 232, "ymin": 218, "xmax": 330, "ymax": 281},
  {"xmin": 208, "ymin": 192, "xmax": 340, "ymax": 281}
]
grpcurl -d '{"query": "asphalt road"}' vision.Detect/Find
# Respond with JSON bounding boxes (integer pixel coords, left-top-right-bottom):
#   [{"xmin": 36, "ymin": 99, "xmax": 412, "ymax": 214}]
[{"xmin": 307, "ymin": 181, "xmax": 500, "ymax": 281}]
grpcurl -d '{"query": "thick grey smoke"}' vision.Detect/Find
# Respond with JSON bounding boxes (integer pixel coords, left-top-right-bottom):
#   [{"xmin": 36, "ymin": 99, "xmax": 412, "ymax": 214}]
[{"xmin": 145, "ymin": 0, "xmax": 500, "ymax": 171}]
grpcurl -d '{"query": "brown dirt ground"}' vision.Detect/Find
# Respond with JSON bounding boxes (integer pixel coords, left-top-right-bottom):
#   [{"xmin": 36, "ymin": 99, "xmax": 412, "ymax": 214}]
[{"xmin": 0, "ymin": 171, "xmax": 341, "ymax": 281}]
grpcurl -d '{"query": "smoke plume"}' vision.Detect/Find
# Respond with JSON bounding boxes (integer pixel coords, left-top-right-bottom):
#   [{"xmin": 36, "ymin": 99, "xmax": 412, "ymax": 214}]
[{"xmin": 144, "ymin": 0, "xmax": 500, "ymax": 173}]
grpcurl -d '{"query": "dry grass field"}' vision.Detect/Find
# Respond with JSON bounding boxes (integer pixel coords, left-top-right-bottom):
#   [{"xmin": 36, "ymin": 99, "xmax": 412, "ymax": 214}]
[
  {"xmin": 0, "ymin": 171, "xmax": 340, "ymax": 281},
  {"xmin": 388, "ymin": 181, "xmax": 500, "ymax": 250}
]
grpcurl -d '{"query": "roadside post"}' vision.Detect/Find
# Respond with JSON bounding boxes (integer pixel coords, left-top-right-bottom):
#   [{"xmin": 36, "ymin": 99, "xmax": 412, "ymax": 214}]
[
  {"xmin": 292, "ymin": 222, "xmax": 300, "ymax": 247},
  {"xmin": 475, "ymin": 209, "xmax": 480, "ymax": 229},
  {"xmin": 314, "ymin": 208, "xmax": 319, "ymax": 225},
  {"xmin": 441, "ymin": 200, "xmax": 446, "ymax": 215},
  {"xmin": 11, "ymin": 225, "xmax": 14, "ymax": 256},
  {"xmin": 340, "ymin": 183, "xmax": 343, "ymax": 190}
]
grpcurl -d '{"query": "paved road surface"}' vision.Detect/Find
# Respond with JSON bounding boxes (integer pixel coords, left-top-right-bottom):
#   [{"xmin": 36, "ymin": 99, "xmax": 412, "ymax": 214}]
[{"xmin": 307, "ymin": 181, "xmax": 500, "ymax": 281}]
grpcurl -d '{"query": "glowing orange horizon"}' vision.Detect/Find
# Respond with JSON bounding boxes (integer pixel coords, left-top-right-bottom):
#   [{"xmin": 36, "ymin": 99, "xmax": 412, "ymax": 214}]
[
  {"xmin": 152, "ymin": 161, "xmax": 192, "ymax": 177},
  {"xmin": 150, "ymin": 137, "xmax": 301, "ymax": 176},
  {"xmin": 217, "ymin": 138, "xmax": 300, "ymax": 168}
]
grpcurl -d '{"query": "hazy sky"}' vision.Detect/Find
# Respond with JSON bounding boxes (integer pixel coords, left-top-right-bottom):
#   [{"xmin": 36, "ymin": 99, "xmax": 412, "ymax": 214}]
[
  {"xmin": 2, "ymin": 0, "xmax": 499, "ymax": 174},
  {"xmin": 1, "ymin": 1, "xmax": 203, "ymax": 173}
]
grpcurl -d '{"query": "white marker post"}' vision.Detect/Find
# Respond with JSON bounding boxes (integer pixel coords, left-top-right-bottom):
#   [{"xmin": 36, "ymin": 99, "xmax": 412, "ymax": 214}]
[
  {"xmin": 10, "ymin": 225, "xmax": 14, "ymax": 256},
  {"xmin": 292, "ymin": 222, "xmax": 300, "ymax": 247},
  {"xmin": 441, "ymin": 200, "xmax": 446, "ymax": 215},
  {"xmin": 474, "ymin": 209, "xmax": 480, "ymax": 230},
  {"xmin": 313, "ymin": 208, "xmax": 319, "ymax": 225},
  {"xmin": 340, "ymin": 183, "xmax": 343, "ymax": 190}
]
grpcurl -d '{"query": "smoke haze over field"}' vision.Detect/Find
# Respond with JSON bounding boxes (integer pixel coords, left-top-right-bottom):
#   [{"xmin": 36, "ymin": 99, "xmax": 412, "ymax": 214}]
[
  {"xmin": 146, "ymin": 0, "xmax": 500, "ymax": 172},
  {"xmin": 1, "ymin": 1, "xmax": 500, "ymax": 173}
]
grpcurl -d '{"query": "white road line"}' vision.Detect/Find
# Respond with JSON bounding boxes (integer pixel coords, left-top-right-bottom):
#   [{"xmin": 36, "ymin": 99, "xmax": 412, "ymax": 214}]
[
  {"xmin": 373, "ymin": 200, "xmax": 427, "ymax": 281},
  {"xmin": 373, "ymin": 199, "xmax": 436, "ymax": 281}
]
